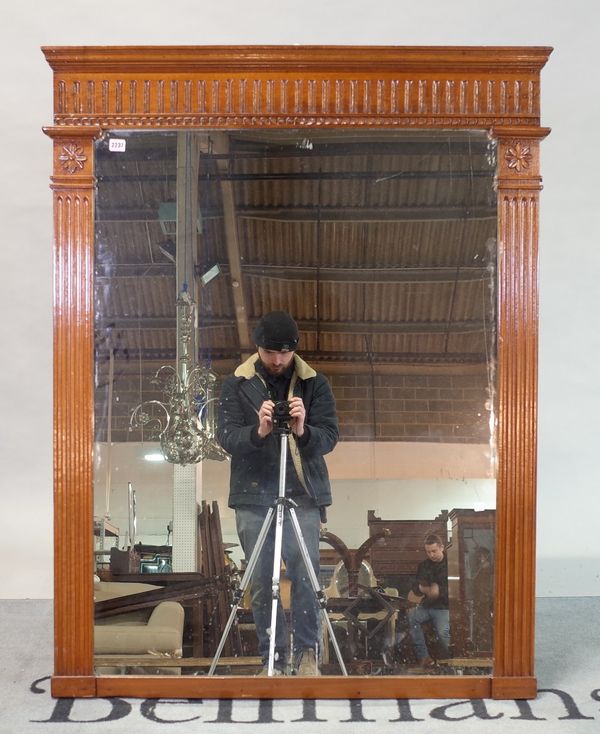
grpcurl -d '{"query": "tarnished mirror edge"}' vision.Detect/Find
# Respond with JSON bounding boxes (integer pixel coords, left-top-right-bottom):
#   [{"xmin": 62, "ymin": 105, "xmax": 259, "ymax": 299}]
[{"xmin": 42, "ymin": 45, "xmax": 552, "ymax": 700}]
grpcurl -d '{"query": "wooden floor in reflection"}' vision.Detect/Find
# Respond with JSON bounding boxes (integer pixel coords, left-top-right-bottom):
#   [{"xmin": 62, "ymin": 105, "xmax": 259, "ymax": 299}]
[{"xmin": 93, "ymin": 655, "xmax": 493, "ymax": 676}]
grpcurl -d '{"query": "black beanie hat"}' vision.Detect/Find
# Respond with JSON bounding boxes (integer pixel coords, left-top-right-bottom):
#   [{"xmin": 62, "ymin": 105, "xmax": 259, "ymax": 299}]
[{"xmin": 253, "ymin": 311, "xmax": 299, "ymax": 352}]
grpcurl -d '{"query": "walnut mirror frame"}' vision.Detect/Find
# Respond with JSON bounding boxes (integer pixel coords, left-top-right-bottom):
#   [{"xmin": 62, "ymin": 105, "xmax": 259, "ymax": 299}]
[{"xmin": 43, "ymin": 45, "xmax": 551, "ymax": 701}]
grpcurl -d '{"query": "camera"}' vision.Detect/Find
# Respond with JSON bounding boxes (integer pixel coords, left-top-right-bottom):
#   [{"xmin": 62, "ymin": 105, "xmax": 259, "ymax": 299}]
[{"xmin": 272, "ymin": 400, "xmax": 291, "ymax": 432}]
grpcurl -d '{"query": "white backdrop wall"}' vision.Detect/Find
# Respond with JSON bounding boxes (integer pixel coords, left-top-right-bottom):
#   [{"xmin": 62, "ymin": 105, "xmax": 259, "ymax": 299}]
[
  {"xmin": 93, "ymin": 442, "xmax": 496, "ymax": 568},
  {"xmin": 1, "ymin": 0, "xmax": 598, "ymax": 598}
]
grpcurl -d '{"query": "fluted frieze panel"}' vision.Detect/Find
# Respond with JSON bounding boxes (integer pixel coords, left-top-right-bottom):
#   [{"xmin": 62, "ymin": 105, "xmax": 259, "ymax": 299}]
[{"xmin": 43, "ymin": 46, "xmax": 551, "ymax": 129}]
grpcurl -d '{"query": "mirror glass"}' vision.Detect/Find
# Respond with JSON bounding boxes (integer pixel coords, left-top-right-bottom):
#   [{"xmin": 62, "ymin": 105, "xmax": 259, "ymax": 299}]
[{"xmin": 92, "ymin": 128, "xmax": 497, "ymax": 677}]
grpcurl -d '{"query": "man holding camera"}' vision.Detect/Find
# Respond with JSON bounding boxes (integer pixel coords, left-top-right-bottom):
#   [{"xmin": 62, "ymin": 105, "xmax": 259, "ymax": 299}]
[{"xmin": 217, "ymin": 311, "xmax": 339, "ymax": 676}]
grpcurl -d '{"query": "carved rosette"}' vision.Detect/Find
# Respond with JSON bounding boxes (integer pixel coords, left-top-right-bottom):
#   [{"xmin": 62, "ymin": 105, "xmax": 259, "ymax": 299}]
[
  {"xmin": 494, "ymin": 128, "xmax": 547, "ymax": 189},
  {"xmin": 46, "ymin": 127, "xmax": 99, "ymax": 186},
  {"xmin": 58, "ymin": 142, "xmax": 87, "ymax": 173},
  {"xmin": 505, "ymin": 141, "xmax": 533, "ymax": 173}
]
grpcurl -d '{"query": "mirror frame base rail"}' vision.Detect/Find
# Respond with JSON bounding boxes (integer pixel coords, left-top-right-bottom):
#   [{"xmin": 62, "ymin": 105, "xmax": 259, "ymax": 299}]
[
  {"xmin": 49, "ymin": 674, "xmax": 535, "ymax": 700},
  {"xmin": 50, "ymin": 674, "xmax": 537, "ymax": 700}
]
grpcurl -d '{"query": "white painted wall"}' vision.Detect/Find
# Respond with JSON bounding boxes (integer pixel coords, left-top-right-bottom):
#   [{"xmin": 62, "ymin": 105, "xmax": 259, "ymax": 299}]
[
  {"xmin": 2, "ymin": 0, "xmax": 598, "ymax": 597},
  {"xmin": 93, "ymin": 441, "xmax": 495, "ymax": 568}
]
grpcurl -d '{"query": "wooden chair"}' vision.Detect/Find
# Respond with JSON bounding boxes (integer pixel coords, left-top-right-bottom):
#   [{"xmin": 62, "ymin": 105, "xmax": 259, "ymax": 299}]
[{"xmin": 197, "ymin": 500, "xmax": 242, "ymax": 659}]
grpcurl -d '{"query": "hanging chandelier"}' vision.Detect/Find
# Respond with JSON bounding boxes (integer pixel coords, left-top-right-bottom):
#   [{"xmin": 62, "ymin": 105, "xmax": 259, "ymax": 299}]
[{"xmin": 130, "ymin": 289, "xmax": 228, "ymax": 465}]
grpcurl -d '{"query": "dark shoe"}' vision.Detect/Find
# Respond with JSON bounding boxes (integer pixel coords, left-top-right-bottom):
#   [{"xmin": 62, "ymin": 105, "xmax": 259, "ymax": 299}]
[
  {"xmin": 296, "ymin": 648, "xmax": 320, "ymax": 676},
  {"xmin": 419, "ymin": 656, "xmax": 435, "ymax": 668}
]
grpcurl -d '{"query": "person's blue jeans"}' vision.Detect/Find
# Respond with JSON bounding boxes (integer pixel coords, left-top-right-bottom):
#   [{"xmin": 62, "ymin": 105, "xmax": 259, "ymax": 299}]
[
  {"xmin": 408, "ymin": 605, "xmax": 450, "ymax": 661},
  {"xmin": 235, "ymin": 503, "xmax": 321, "ymax": 666}
]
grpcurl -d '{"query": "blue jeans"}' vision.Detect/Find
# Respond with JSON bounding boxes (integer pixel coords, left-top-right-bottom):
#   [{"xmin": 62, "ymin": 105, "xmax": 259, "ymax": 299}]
[
  {"xmin": 408, "ymin": 605, "xmax": 450, "ymax": 661},
  {"xmin": 235, "ymin": 503, "xmax": 321, "ymax": 665}
]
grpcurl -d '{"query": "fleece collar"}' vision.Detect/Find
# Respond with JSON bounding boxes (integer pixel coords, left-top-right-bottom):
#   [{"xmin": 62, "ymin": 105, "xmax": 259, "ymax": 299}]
[{"xmin": 234, "ymin": 353, "xmax": 316, "ymax": 381}]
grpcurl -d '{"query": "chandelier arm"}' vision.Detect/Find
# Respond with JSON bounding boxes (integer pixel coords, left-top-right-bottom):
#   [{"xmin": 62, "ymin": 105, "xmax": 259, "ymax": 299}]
[{"xmin": 129, "ymin": 399, "xmax": 171, "ymax": 436}]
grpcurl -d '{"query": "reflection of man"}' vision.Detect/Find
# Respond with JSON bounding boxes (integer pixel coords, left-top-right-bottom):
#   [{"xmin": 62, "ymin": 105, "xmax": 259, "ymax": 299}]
[
  {"xmin": 217, "ymin": 311, "xmax": 339, "ymax": 676},
  {"xmin": 407, "ymin": 534, "xmax": 450, "ymax": 667}
]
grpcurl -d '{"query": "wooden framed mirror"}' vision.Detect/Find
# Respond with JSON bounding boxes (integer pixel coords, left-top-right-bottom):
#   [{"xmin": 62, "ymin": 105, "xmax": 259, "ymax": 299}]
[{"xmin": 43, "ymin": 45, "xmax": 551, "ymax": 700}]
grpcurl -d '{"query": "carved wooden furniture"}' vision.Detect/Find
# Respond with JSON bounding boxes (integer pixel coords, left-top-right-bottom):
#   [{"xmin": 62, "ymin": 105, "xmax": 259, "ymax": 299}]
[
  {"xmin": 367, "ymin": 508, "xmax": 496, "ymax": 666},
  {"xmin": 197, "ymin": 500, "xmax": 241, "ymax": 658},
  {"xmin": 320, "ymin": 528, "xmax": 399, "ymax": 666},
  {"xmin": 44, "ymin": 45, "xmax": 551, "ymax": 700},
  {"xmin": 367, "ymin": 510, "xmax": 449, "ymax": 595},
  {"xmin": 446, "ymin": 508, "xmax": 496, "ymax": 658},
  {"xmin": 321, "ymin": 528, "xmax": 390, "ymax": 596},
  {"xmin": 95, "ymin": 572, "xmax": 217, "ymax": 658},
  {"xmin": 95, "ymin": 594, "xmax": 185, "ymax": 674}
]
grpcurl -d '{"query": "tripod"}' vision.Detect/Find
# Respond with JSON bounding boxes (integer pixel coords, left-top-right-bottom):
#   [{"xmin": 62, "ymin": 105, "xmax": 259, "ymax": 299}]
[{"xmin": 208, "ymin": 423, "xmax": 348, "ymax": 676}]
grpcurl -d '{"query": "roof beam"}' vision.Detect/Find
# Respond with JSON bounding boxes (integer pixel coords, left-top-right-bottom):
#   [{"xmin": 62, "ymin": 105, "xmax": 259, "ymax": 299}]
[
  {"xmin": 97, "ymin": 169, "xmax": 494, "ymax": 183},
  {"xmin": 226, "ymin": 264, "xmax": 490, "ymax": 284},
  {"xmin": 96, "ymin": 204, "xmax": 496, "ymax": 223},
  {"xmin": 96, "ymin": 315, "xmax": 487, "ymax": 334},
  {"xmin": 95, "ymin": 263, "xmax": 491, "ymax": 283},
  {"xmin": 95, "ymin": 347, "xmax": 489, "ymax": 367},
  {"xmin": 212, "ymin": 133, "xmax": 252, "ymax": 357}
]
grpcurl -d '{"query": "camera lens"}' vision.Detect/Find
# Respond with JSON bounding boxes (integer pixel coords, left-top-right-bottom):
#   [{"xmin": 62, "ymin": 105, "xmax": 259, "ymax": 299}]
[{"xmin": 273, "ymin": 400, "xmax": 290, "ymax": 417}]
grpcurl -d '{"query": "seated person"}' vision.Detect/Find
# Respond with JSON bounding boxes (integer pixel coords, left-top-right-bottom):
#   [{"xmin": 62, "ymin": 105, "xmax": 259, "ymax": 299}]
[{"xmin": 407, "ymin": 533, "xmax": 450, "ymax": 667}]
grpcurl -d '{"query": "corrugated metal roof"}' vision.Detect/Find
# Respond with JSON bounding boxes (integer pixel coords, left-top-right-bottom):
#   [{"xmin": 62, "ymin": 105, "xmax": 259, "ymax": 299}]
[{"xmin": 93, "ymin": 128, "xmax": 497, "ymax": 440}]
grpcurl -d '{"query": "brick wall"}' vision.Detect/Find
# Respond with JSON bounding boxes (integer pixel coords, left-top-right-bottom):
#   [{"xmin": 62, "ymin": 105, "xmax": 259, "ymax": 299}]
[
  {"xmin": 328, "ymin": 371, "xmax": 492, "ymax": 444},
  {"xmin": 98, "ymin": 367, "xmax": 492, "ymax": 445}
]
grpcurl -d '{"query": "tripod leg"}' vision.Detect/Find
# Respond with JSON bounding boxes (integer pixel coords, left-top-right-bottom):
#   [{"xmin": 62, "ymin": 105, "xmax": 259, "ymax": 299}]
[
  {"xmin": 212, "ymin": 431, "xmax": 291, "ymax": 676},
  {"xmin": 208, "ymin": 506, "xmax": 275, "ymax": 676},
  {"xmin": 263, "ymin": 430, "xmax": 291, "ymax": 676},
  {"xmin": 266, "ymin": 498, "xmax": 286, "ymax": 675},
  {"xmin": 287, "ymin": 506, "xmax": 348, "ymax": 676}
]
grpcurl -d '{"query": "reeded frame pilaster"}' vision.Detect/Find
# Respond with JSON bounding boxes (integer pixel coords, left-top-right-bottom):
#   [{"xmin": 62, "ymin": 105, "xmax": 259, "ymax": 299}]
[
  {"xmin": 43, "ymin": 45, "xmax": 551, "ymax": 700},
  {"xmin": 491, "ymin": 127, "xmax": 548, "ymax": 699},
  {"xmin": 44, "ymin": 126, "xmax": 101, "ymax": 697}
]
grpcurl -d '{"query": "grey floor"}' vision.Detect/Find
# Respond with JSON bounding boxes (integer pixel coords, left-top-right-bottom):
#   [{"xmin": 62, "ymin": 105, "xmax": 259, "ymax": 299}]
[{"xmin": 1, "ymin": 597, "xmax": 599, "ymax": 733}]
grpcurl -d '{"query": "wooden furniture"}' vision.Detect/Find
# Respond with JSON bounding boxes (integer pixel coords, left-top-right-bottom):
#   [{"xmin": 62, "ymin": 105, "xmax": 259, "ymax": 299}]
[
  {"xmin": 446, "ymin": 508, "xmax": 496, "ymax": 658},
  {"xmin": 197, "ymin": 500, "xmax": 241, "ymax": 658},
  {"xmin": 320, "ymin": 529, "xmax": 399, "ymax": 665},
  {"xmin": 44, "ymin": 45, "xmax": 551, "ymax": 700},
  {"xmin": 321, "ymin": 528, "xmax": 390, "ymax": 596},
  {"xmin": 367, "ymin": 508, "xmax": 496, "ymax": 662},
  {"xmin": 367, "ymin": 510, "xmax": 449, "ymax": 596},
  {"xmin": 95, "ymin": 596, "xmax": 185, "ymax": 674},
  {"xmin": 95, "ymin": 572, "xmax": 218, "ymax": 658}
]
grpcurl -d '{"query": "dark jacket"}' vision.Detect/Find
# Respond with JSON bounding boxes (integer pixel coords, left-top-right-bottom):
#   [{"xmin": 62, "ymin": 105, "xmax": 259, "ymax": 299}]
[
  {"xmin": 411, "ymin": 555, "xmax": 449, "ymax": 609},
  {"xmin": 216, "ymin": 353, "xmax": 339, "ymax": 509}
]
